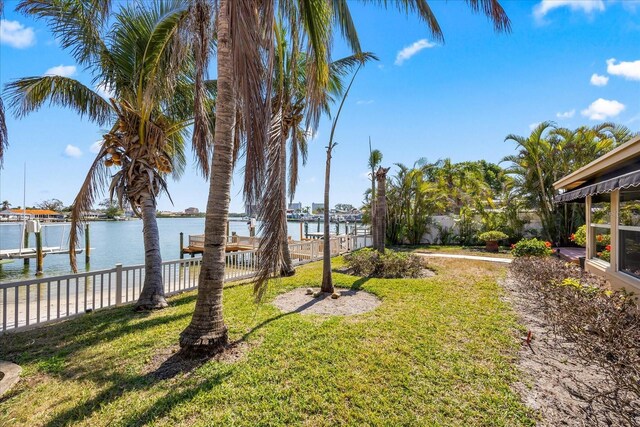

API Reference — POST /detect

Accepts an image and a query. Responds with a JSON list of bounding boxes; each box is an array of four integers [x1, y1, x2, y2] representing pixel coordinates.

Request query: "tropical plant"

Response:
[[511, 238, 552, 257], [1, 200, 11, 210], [8, 0, 213, 310], [504, 121, 638, 244], [182, 0, 511, 354], [478, 230, 508, 242]]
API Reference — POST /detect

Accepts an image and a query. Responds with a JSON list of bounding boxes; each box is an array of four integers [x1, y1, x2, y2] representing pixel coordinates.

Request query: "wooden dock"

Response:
[[0, 247, 84, 260]]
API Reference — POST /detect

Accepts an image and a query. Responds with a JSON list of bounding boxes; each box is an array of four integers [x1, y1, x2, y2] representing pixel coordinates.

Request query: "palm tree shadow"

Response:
[[349, 276, 370, 291]]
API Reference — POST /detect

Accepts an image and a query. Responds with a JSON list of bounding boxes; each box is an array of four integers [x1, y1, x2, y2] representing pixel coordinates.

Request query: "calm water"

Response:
[[0, 218, 356, 282]]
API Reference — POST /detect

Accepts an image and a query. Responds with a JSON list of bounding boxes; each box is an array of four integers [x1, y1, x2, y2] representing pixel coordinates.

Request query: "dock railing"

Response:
[[1, 234, 371, 333]]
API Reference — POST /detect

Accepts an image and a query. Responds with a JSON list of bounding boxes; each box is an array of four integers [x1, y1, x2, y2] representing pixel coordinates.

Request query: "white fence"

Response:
[[0, 234, 371, 333]]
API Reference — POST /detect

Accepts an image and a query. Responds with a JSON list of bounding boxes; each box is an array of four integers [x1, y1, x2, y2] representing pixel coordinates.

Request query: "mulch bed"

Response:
[[502, 275, 636, 426]]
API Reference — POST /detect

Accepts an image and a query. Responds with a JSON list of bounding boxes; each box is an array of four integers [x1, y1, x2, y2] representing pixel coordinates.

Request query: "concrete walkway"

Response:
[[416, 253, 513, 264]]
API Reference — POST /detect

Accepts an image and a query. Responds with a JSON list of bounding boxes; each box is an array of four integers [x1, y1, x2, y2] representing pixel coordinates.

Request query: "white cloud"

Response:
[[581, 98, 625, 120], [529, 122, 541, 131], [356, 100, 374, 105], [533, 0, 605, 22], [0, 19, 36, 48], [44, 65, 77, 77], [606, 58, 640, 81], [95, 81, 115, 99], [64, 145, 82, 158], [89, 140, 103, 154], [590, 73, 609, 86], [395, 39, 436, 66], [556, 109, 575, 119]]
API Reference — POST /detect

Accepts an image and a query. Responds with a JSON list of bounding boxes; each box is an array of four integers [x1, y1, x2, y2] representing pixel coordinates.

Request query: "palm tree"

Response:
[[503, 122, 637, 243], [368, 141, 383, 247], [181, 0, 511, 354], [0, 1, 8, 168], [255, 23, 376, 291], [8, 0, 213, 310]]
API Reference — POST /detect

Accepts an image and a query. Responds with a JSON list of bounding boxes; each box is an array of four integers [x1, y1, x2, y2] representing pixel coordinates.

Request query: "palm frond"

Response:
[[17, 0, 111, 68], [5, 75, 113, 125]]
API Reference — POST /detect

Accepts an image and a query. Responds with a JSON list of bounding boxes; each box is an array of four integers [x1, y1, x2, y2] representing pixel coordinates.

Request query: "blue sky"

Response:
[[0, 0, 639, 213]]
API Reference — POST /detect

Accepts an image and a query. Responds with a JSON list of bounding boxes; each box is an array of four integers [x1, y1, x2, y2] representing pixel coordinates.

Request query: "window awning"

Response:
[[555, 169, 640, 203]]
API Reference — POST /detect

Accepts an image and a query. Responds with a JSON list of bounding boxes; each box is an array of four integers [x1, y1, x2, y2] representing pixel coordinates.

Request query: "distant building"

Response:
[[288, 202, 302, 211], [311, 203, 324, 214], [185, 207, 199, 215], [7, 209, 63, 221]]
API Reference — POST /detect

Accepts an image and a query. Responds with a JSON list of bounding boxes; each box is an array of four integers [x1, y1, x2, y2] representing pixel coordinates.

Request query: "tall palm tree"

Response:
[[255, 23, 376, 291], [368, 141, 383, 247], [0, 0, 8, 167], [7, 0, 214, 310], [181, 0, 511, 354]]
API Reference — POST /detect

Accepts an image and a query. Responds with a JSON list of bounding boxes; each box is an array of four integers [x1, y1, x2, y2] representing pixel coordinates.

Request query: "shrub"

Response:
[[510, 257, 640, 421], [511, 238, 553, 257], [345, 248, 425, 278], [478, 230, 508, 242], [570, 224, 587, 247]]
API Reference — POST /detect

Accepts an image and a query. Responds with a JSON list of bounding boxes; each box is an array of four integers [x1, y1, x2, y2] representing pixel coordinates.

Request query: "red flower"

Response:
[[545, 241, 552, 248], [570, 233, 575, 241], [605, 245, 611, 251], [597, 252, 602, 257], [510, 243, 515, 249], [596, 234, 603, 242]]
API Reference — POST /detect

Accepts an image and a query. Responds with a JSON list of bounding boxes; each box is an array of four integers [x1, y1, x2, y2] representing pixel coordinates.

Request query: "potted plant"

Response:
[[478, 231, 509, 252]]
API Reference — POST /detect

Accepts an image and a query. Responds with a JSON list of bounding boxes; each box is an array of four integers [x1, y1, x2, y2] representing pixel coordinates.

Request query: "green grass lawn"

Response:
[[0, 257, 534, 426]]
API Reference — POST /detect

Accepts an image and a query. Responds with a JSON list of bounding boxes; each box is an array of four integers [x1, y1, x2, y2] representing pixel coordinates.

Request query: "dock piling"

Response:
[[84, 224, 90, 264], [23, 227, 29, 266], [179, 232, 184, 259], [35, 231, 43, 276]]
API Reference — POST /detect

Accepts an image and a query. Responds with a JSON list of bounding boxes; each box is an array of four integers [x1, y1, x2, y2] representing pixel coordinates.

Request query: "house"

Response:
[[185, 207, 199, 215], [311, 203, 324, 214], [554, 135, 640, 293], [8, 209, 63, 221]]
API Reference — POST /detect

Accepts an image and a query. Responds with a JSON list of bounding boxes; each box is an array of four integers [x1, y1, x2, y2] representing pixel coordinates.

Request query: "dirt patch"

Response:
[[145, 339, 254, 380], [502, 275, 634, 426], [272, 287, 381, 316]]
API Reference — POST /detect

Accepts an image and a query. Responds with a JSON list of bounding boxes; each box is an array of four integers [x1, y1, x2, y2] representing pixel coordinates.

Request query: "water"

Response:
[[0, 218, 358, 282]]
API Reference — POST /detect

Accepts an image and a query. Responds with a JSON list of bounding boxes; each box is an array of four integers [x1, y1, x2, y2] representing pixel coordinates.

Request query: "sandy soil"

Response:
[[502, 275, 638, 426], [272, 287, 381, 316]]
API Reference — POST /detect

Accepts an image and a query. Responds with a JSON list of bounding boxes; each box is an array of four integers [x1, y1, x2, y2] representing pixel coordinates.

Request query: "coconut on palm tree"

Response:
[[7, 0, 214, 310]]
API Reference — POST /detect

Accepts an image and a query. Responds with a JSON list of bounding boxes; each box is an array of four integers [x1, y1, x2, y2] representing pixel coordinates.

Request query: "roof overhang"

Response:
[[554, 136, 640, 191]]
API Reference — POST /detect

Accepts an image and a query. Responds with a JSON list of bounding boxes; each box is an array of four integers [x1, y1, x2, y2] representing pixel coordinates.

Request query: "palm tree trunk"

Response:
[[280, 131, 295, 276], [179, 0, 232, 354], [134, 194, 168, 310], [375, 168, 388, 253], [321, 144, 334, 293], [371, 173, 376, 249]]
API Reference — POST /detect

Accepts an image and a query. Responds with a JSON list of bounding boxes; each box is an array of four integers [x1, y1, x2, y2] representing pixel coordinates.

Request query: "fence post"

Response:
[[115, 263, 123, 306]]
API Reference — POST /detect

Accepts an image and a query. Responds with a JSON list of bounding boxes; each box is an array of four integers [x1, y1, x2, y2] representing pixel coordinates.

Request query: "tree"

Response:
[[99, 198, 123, 219], [0, 2, 7, 169], [36, 198, 65, 212], [368, 140, 383, 247], [181, 0, 511, 355], [9, 0, 213, 310], [503, 122, 638, 243], [374, 167, 390, 252], [256, 23, 376, 283], [1, 200, 11, 210]]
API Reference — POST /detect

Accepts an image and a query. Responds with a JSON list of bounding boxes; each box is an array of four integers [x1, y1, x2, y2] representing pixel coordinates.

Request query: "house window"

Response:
[[590, 194, 611, 263], [619, 189, 640, 278]]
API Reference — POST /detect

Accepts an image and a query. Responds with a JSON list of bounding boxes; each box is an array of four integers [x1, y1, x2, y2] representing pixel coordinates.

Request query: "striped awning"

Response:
[[555, 169, 640, 203]]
